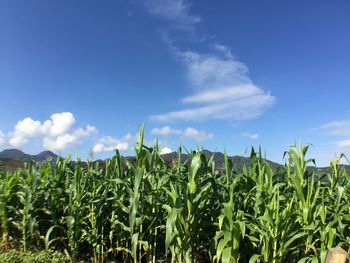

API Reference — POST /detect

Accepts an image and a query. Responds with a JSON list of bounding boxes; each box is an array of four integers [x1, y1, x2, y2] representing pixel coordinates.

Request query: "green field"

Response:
[[1, 129, 350, 263]]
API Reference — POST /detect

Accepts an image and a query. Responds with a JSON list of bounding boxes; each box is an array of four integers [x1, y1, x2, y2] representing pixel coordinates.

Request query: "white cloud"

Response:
[[151, 126, 212, 141], [144, 0, 200, 26], [92, 143, 104, 153], [42, 125, 97, 152], [318, 119, 350, 151], [13, 118, 43, 137], [152, 92, 274, 122], [9, 135, 28, 148], [44, 112, 76, 137], [74, 125, 97, 137], [43, 134, 77, 152], [213, 43, 233, 59], [9, 112, 76, 147], [242, 132, 260, 140], [250, 134, 260, 140], [319, 120, 350, 136], [92, 133, 136, 153], [180, 50, 250, 89], [181, 84, 261, 104], [7, 112, 96, 151], [0, 131, 6, 146], [11, 112, 75, 140], [334, 139, 350, 149], [144, 1, 275, 123], [151, 48, 275, 122], [93, 141, 129, 153], [160, 147, 172, 154], [183, 127, 212, 140], [151, 126, 178, 136]]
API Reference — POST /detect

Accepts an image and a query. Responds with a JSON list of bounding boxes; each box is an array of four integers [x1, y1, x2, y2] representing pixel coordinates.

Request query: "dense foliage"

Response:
[[0, 249, 69, 263], [1, 128, 350, 262]]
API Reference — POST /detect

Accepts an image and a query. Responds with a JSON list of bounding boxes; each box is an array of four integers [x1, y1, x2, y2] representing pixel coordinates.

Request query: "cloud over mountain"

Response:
[[4, 112, 97, 151]]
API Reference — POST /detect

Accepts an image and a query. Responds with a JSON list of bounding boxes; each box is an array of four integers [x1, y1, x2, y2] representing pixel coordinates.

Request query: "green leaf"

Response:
[[249, 254, 261, 263]]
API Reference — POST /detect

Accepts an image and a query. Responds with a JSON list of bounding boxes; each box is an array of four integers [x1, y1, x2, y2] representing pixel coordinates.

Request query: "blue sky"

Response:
[[1, 0, 350, 165]]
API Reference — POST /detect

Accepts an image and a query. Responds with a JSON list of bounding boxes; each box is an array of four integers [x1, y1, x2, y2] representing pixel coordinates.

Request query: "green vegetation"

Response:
[[0, 249, 69, 263], [1, 127, 350, 262]]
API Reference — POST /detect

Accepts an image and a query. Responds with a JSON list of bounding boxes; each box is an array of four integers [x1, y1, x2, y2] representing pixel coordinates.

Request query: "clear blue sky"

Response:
[[1, 0, 350, 165]]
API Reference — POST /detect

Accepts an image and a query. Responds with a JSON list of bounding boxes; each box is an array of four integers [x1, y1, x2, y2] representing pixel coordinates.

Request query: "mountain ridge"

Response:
[[0, 149, 59, 170], [0, 148, 349, 173], [0, 149, 58, 162]]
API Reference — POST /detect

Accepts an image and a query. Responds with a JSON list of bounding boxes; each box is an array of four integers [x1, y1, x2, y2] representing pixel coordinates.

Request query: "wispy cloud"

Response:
[[0, 131, 5, 146], [144, 0, 200, 26], [151, 126, 178, 136], [319, 120, 350, 136], [5, 112, 97, 151], [318, 119, 350, 150], [183, 127, 213, 140], [213, 43, 234, 59], [151, 48, 275, 121], [242, 132, 260, 140], [334, 139, 350, 149], [145, 0, 275, 122], [179, 50, 250, 89], [181, 84, 259, 104], [151, 126, 212, 141]]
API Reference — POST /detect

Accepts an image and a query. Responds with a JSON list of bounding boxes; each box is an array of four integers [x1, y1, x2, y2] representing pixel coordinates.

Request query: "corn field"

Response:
[[1, 128, 350, 262]]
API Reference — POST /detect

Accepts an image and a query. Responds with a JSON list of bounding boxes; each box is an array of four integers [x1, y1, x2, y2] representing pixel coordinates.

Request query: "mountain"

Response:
[[0, 148, 349, 174], [160, 149, 283, 171], [34, 150, 58, 162], [0, 149, 58, 162], [160, 150, 350, 174], [0, 149, 32, 162], [0, 149, 58, 170]]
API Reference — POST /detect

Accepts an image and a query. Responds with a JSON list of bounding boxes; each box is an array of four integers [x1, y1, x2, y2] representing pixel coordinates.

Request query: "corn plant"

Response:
[[1, 128, 350, 263], [11, 163, 44, 253], [163, 152, 217, 262], [64, 159, 88, 261], [212, 185, 245, 263], [0, 171, 19, 250]]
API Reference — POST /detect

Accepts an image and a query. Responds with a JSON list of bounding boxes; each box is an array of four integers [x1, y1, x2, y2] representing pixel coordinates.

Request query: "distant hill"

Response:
[[160, 149, 283, 171], [0, 149, 32, 162], [0, 149, 58, 171], [0, 148, 349, 174]]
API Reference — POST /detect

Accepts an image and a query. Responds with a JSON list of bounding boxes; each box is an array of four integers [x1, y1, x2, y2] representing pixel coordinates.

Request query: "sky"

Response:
[[1, 0, 350, 166]]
